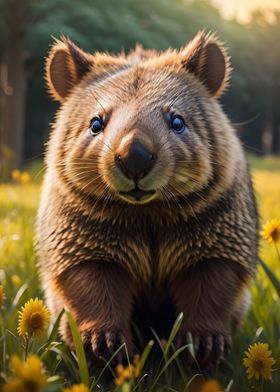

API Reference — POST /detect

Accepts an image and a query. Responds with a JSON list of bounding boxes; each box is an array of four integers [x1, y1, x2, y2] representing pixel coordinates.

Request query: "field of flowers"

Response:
[[0, 156, 280, 392]]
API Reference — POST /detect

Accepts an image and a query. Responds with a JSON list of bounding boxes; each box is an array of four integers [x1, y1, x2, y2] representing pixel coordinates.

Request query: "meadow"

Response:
[[0, 155, 280, 392]]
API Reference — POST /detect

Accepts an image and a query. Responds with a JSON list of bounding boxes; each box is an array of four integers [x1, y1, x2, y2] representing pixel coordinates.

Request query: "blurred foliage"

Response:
[[0, 0, 280, 162]]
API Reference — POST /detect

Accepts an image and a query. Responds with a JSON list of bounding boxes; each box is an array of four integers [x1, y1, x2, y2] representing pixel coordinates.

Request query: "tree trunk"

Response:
[[272, 93, 280, 155], [262, 113, 273, 155], [0, 0, 28, 174], [272, 122, 280, 155]]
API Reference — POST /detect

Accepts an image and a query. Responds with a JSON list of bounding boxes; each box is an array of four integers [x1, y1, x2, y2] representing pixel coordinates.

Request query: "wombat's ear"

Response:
[[45, 37, 93, 102], [181, 31, 231, 98]]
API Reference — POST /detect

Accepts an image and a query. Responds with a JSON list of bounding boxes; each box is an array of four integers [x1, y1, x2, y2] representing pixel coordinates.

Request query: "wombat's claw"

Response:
[[81, 327, 129, 368], [91, 329, 125, 358], [199, 334, 213, 365], [192, 332, 232, 368]]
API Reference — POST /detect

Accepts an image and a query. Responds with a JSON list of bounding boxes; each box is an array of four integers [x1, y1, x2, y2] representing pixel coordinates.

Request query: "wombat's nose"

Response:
[[116, 141, 156, 180]]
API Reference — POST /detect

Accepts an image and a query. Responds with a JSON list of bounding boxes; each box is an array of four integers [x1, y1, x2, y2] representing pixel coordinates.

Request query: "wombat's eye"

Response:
[[170, 114, 186, 134], [90, 116, 104, 136]]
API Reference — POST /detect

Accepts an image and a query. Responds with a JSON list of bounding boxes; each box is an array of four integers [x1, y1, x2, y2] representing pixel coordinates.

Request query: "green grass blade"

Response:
[[151, 344, 189, 389], [66, 310, 89, 386], [49, 343, 80, 381], [259, 257, 280, 296], [8, 284, 29, 326], [140, 339, 154, 369], [47, 308, 65, 345], [183, 373, 203, 392], [164, 312, 183, 358], [36, 309, 65, 359], [225, 379, 234, 392], [93, 342, 126, 387], [10, 284, 29, 310], [132, 373, 148, 391], [186, 332, 195, 360]]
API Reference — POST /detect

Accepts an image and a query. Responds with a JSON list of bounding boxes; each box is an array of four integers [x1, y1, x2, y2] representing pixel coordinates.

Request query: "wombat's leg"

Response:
[[170, 259, 250, 367], [231, 287, 251, 330], [55, 261, 136, 365]]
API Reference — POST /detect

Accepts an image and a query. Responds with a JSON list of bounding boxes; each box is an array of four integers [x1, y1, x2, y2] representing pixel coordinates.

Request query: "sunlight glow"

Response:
[[212, 0, 280, 23]]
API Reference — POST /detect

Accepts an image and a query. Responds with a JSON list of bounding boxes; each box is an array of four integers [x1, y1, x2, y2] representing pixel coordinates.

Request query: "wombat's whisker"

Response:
[[102, 141, 114, 154], [168, 183, 198, 219], [158, 188, 171, 210], [79, 175, 104, 193]]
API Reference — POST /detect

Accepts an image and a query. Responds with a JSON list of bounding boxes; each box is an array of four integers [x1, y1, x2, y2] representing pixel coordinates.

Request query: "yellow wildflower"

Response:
[[11, 275, 22, 288], [20, 172, 30, 184], [18, 298, 50, 338], [243, 342, 276, 380], [11, 169, 21, 181], [115, 364, 132, 386], [0, 284, 4, 306], [3, 355, 47, 392], [115, 355, 142, 386], [132, 354, 141, 378], [200, 379, 223, 392], [261, 219, 280, 244], [62, 384, 89, 392], [3, 378, 25, 392]]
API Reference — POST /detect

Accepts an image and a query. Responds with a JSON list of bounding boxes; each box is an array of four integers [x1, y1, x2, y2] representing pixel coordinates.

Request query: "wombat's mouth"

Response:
[[119, 187, 156, 203]]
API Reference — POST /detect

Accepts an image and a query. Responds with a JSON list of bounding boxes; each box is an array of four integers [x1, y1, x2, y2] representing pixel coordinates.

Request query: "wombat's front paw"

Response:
[[82, 326, 133, 368], [192, 331, 232, 367], [175, 330, 232, 368]]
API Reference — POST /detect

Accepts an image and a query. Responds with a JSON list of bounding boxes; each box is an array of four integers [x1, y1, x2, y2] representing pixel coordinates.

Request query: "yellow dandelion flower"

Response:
[[20, 172, 30, 184], [0, 284, 4, 306], [114, 355, 142, 386], [11, 169, 21, 181], [243, 342, 276, 380], [200, 379, 222, 392], [115, 364, 132, 386], [18, 298, 50, 338], [62, 384, 89, 392], [132, 354, 141, 378], [261, 219, 280, 244], [4, 355, 47, 392], [3, 378, 25, 392]]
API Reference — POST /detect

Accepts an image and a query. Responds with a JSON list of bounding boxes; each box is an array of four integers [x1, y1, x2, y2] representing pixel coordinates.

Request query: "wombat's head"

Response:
[[45, 32, 236, 208]]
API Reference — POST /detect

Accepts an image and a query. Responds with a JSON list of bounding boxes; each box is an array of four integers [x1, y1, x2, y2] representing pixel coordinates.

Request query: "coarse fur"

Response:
[[37, 31, 258, 367]]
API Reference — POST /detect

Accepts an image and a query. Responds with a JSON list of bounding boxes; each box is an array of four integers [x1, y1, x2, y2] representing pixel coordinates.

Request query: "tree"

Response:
[[0, 0, 29, 171], [0, 0, 84, 172]]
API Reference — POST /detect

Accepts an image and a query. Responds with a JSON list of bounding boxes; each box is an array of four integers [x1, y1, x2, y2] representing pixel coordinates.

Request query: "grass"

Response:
[[0, 155, 280, 391]]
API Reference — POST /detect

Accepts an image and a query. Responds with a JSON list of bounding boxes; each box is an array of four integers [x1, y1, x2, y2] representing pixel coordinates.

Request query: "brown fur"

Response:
[[37, 32, 258, 367]]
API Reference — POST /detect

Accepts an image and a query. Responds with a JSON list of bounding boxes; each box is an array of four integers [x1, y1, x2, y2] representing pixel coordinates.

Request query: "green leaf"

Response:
[[8, 284, 29, 330], [186, 332, 195, 360], [93, 342, 126, 387], [140, 340, 154, 369], [183, 373, 203, 392], [163, 312, 183, 359], [151, 344, 190, 389], [47, 308, 65, 345], [48, 343, 79, 381], [259, 257, 280, 296], [66, 311, 89, 386], [225, 379, 234, 392], [39, 309, 65, 359]]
